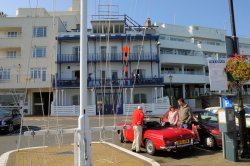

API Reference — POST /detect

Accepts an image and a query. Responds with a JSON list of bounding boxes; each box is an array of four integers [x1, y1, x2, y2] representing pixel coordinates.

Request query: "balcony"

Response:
[[55, 77, 164, 88], [162, 73, 209, 84], [56, 52, 159, 63]]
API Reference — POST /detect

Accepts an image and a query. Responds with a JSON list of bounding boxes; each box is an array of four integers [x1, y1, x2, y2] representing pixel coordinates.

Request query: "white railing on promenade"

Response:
[[123, 102, 169, 116], [51, 97, 169, 116], [51, 105, 96, 116]]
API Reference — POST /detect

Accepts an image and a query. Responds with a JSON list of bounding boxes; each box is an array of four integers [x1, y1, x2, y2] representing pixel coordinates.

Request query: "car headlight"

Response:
[[2, 121, 6, 125]]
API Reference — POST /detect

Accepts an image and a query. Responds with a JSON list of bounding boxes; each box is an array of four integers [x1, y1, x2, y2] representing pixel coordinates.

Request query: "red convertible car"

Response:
[[117, 117, 199, 155]]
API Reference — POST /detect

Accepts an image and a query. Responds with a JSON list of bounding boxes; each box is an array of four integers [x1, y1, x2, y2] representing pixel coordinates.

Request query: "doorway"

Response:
[[33, 92, 53, 115]]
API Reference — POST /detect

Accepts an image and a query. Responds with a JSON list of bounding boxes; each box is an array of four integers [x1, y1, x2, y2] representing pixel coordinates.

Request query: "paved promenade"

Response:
[[4, 143, 151, 166]]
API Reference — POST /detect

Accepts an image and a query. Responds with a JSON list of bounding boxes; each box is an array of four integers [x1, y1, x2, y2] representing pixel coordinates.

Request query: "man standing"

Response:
[[131, 106, 144, 153], [178, 98, 192, 130]]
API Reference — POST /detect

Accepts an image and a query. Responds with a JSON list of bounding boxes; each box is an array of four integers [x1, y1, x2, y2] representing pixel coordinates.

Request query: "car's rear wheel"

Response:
[[8, 123, 14, 133], [145, 139, 156, 155], [204, 136, 216, 149]]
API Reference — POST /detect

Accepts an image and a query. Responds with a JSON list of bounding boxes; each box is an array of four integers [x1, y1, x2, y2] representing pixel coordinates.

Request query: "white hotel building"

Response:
[[0, 0, 249, 116]]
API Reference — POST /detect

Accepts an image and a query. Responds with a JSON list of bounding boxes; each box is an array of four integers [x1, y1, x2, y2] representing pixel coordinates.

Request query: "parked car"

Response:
[[192, 109, 222, 149], [0, 108, 22, 133], [117, 117, 199, 155], [205, 106, 250, 127]]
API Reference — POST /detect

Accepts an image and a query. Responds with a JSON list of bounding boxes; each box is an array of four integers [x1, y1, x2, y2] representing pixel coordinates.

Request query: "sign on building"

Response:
[[208, 60, 228, 91]]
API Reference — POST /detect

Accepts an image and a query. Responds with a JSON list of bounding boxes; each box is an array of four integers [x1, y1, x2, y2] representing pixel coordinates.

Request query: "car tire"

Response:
[[204, 136, 216, 149], [119, 130, 126, 143], [145, 139, 156, 155], [8, 123, 14, 133]]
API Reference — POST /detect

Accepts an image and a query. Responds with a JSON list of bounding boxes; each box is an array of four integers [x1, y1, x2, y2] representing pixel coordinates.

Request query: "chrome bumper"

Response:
[[160, 139, 199, 150]]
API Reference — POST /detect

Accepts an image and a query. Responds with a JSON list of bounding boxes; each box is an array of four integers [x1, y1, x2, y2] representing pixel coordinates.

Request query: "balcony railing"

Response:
[[55, 77, 164, 88], [56, 52, 159, 63]]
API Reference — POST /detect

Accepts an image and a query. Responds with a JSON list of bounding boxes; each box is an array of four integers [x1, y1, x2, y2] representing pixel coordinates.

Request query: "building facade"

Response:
[[52, 15, 166, 116], [0, 1, 80, 115], [154, 23, 250, 106], [0, 0, 250, 115]]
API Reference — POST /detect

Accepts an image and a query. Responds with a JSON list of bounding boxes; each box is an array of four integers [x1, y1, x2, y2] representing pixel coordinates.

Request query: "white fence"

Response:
[[50, 97, 170, 116], [51, 105, 96, 116], [123, 103, 169, 116]]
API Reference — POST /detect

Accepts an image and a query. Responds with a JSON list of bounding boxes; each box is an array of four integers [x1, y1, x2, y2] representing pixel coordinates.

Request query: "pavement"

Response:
[[1, 116, 250, 166], [2, 143, 153, 166]]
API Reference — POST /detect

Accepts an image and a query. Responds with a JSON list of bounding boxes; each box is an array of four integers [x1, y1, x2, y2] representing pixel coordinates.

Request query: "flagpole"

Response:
[[78, 0, 92, 166]]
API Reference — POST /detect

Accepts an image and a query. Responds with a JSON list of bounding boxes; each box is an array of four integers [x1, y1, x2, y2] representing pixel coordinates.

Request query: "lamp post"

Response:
[[169, 74, 173, 105], [228, 0, 250, 158]]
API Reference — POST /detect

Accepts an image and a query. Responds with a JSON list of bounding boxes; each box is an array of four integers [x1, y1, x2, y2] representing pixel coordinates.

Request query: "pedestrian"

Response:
[[131, 105, 144, 153], [177, 98, 192, 130]]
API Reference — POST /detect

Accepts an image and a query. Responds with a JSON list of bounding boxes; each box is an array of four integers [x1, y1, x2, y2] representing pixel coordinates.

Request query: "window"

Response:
[[111, 46, 117, 59], [0, 68, 10, 80], [8, 32, 18, 38], [33, 26, 47, 37], [133, 45, 144, 55], [100, 46, 106, 60], [30, 67, 47, 81], [72, 95, 80, 105], [7, 51, 16, 58], [134, 94, 147, 104], [33, 47, 46, 58], [73, 46, 80, 61]]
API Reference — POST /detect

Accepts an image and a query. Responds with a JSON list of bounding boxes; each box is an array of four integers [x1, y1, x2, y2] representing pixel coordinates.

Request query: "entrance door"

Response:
[[96, 91, 123, 115], [33, 92, 53, 115]]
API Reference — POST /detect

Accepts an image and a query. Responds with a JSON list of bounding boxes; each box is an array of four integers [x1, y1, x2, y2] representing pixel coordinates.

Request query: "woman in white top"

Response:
[[168, 105, 179, 126]]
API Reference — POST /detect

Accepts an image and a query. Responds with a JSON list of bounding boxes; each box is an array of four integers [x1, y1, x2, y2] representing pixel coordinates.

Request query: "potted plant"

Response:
[[225, 53, 250, 86]]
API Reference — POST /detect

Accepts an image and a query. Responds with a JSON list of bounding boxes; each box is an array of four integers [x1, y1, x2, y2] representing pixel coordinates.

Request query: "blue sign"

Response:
[[222, 96, 233, 108]]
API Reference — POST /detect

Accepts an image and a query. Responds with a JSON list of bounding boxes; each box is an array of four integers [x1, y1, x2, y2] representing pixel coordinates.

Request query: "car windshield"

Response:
[[0, 109, 12, 118], [194, 111, 218, 124]]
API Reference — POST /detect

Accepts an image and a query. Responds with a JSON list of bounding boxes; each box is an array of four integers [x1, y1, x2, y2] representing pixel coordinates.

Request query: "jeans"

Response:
[[181, 123, 191, 130]]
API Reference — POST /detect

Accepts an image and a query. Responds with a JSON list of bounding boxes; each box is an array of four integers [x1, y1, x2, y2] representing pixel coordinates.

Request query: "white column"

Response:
[[181, 65, 184, 74], [155, 87, 157, 103], [55, 90, 58, 106], [204, 84, 207, 95], [58, 90, 61, 106], [124, 88, 127, 104], [182, 84, 186, 99], [61, 90, 64, 106], [130, 88, 133, 103], [161, 87, 164, 99], [91, 89, 95, 105]]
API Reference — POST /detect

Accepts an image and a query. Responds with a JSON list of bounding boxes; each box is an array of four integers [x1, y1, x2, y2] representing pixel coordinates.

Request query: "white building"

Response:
[[154, 23, 250, 107], [51, 15, 167, 116], [0, 0, 250, 115], [0, 1, 80, 115]]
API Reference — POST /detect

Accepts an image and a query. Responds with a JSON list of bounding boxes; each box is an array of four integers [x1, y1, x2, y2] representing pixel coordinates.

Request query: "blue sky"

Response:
[[1, 0, 250, 37]]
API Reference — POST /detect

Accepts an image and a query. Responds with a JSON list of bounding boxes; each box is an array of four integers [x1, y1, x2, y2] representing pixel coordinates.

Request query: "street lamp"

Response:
[[228, 0, 250, 159], [169, 74, 173, 105]]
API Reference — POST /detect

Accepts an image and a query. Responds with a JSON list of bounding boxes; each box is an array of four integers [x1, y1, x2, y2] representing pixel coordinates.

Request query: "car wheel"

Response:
[[119, 130, 126, 143], [145, 139, 156, 155], [204, 136, 216, 149], [8, 123, 14, 133]]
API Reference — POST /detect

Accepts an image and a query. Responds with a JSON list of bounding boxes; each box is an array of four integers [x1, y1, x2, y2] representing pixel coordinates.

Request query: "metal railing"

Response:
[[56, 52, 159, 63], [55, 77, 164, 88]]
